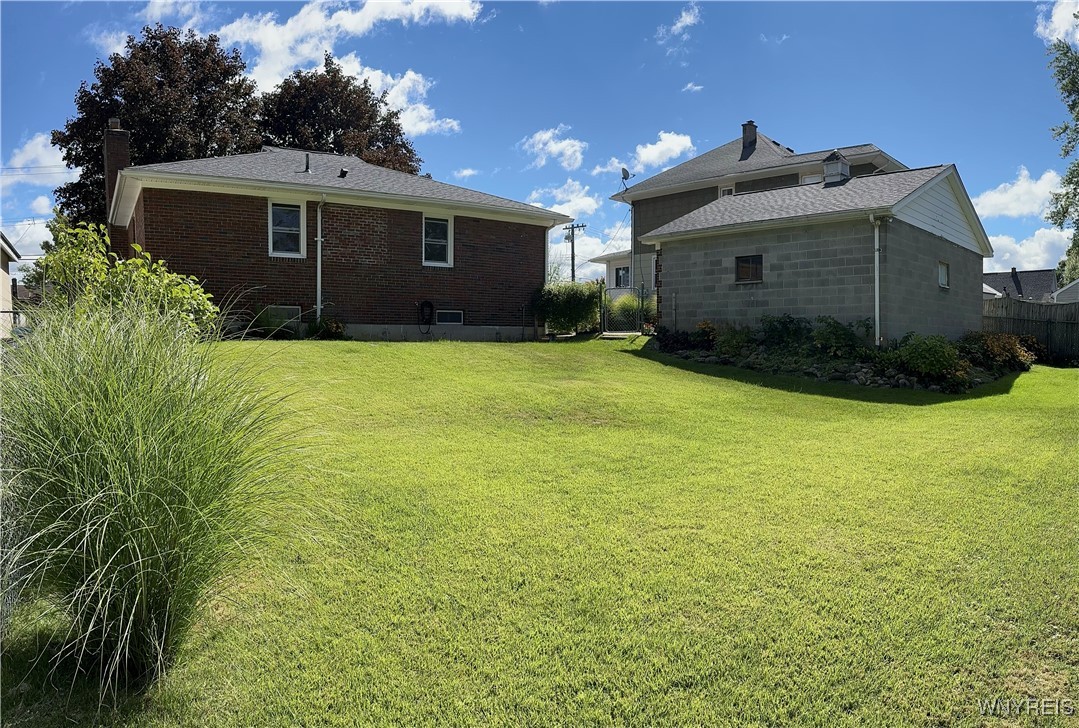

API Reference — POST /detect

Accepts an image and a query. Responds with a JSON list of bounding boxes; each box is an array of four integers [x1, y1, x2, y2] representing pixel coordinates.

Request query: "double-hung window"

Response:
[[735, 254, 763, 283], [423, 216, 452, 266], [615, 265, 630, 288], [938, 261, 950, 289], [268, 201, 305, 258]]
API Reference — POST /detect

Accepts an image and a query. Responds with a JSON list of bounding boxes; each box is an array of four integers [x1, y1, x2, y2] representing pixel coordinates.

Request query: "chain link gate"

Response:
[[602, 286, 643, 334]]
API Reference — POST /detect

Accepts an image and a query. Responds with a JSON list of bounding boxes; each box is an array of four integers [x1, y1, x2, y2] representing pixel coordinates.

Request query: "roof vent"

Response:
[[338, 168, 349, 178], [823, 149, 850, 184], [304, 153, 311, 173]]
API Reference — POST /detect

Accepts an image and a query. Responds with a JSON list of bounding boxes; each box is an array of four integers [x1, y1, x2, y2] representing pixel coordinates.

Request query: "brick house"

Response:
[[104, 120, 572, 340], [612, 121, 994, 343]]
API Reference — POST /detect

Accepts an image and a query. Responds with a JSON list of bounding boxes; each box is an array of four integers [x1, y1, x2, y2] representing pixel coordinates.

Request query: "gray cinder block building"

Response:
[[612, 121, 994, 343]]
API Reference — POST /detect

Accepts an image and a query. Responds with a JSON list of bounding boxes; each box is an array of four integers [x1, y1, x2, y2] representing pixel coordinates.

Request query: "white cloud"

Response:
[[0, 218, 54, 263], [337, 53, 459, 135], [591, 157, 627, 176], [29, 196, 52, 216], [453, 168, 479, 179], [1, 133, 78, 198], [681, 82, 703, 93], [986, 227, 1071, 271], [88, 27, 129, 57], [528, 178, 601, 219], [656, 2, 701, 45], [972, 167, 1061, 219], [759, 33, 791, 44], [217, 0, 481, 90], [632, 131, 695, 170], [520, 125, 588, 171], [139, 0, 208, 28], [1035, 0, 1079, 43]]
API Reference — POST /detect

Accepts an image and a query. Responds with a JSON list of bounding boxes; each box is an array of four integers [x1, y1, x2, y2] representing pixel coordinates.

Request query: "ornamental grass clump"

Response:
[[1, 297, 286, 693]]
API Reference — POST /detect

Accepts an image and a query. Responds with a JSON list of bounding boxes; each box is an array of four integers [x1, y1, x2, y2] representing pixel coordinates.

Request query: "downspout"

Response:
[[870, 213, 881, 347], [316, 195, 325, 320]]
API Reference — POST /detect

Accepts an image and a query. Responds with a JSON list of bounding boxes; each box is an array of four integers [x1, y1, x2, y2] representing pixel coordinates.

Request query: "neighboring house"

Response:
[[1, 232, 19, 338], [1053, 277, 1079, 303], [612, 120, 993, 342], [103, 119, 572, 340], [982, 268, 1058, 302], [588, 249, 632, 288], [983, 283, 1003, 299]]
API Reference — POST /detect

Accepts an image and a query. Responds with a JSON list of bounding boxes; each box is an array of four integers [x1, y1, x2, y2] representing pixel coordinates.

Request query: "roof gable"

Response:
[[891, 168, 993, 256]]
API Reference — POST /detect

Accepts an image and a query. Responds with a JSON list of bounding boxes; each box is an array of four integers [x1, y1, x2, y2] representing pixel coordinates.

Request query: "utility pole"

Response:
[[563, 223, 587, 282]]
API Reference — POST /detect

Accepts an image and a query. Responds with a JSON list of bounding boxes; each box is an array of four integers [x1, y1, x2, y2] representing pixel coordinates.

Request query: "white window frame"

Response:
[[435, 309, 464, 325], [720, 187, 734, 197], [938, 261, 950, 289], [422, 214, 454, 267], [801, 173, 823, 185], [268, 200, 307, 259], [614, 265, 630, 288]]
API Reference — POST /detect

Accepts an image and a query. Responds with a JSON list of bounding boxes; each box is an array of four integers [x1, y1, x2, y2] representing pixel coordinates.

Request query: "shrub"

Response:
[[306, 316, 346, 340], [759, 314, 813, 350], [812, 316, 871, 359], [537, 282, 601, 333], [689, 320, 717, 350], [715, 324, 755, 356], [609, 292, 658, 327], [653, 326, 692, 352], [957, 331, 1036, 372], [897, 334, 961, 379], [1, 296, 286, 691]]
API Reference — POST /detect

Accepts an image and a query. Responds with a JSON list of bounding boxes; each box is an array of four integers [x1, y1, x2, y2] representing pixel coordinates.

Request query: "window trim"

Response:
[[267, 200, 307, 259], [422, 214, 454, 267], [735, 254, 764, 284], [720, 187, 734, 197], [938, 261, 950, 289], [435, 309, 464, 325]]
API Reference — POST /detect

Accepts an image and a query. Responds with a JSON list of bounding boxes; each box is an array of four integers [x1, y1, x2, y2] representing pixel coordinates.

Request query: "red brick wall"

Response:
[[133, 188, 547, 327]]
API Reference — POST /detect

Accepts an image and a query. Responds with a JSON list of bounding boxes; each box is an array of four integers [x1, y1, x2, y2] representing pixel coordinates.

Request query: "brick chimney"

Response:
[[103, 118, 131, 255], [741, 120, 757, 152]]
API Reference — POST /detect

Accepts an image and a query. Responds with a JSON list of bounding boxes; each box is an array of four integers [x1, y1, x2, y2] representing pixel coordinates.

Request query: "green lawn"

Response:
[[3, 338, 1077, 726]]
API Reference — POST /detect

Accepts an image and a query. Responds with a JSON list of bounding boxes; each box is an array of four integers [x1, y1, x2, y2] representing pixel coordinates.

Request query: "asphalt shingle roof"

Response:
[[982, 269, 1059, 302], [642, 166, 947, 240], [128, 147, 568, 221], [619, 131, 886, 198]]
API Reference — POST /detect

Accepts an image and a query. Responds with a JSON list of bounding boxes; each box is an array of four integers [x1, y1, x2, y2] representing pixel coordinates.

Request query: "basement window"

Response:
[[435, 310, 463, 325], [268, 201, 306, 258], [735, 254, 763, 283], [938, 261, 950, 289], [423, 216, 453, 266]]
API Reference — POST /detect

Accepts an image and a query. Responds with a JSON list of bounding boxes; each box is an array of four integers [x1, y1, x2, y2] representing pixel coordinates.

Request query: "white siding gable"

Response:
[[894, 174, 984, 255]]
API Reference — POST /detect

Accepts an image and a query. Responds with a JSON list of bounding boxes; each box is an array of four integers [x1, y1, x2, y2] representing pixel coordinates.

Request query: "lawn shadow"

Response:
[[624, 347, 1021, 406], [1, 617, 151, 728]]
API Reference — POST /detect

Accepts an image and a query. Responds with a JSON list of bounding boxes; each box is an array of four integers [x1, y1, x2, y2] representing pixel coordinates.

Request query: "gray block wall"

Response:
[[631, 187, 718, 288], [658, 217, 984, 340], [658, 220, 877, 331], [880, 219, 983, 340]]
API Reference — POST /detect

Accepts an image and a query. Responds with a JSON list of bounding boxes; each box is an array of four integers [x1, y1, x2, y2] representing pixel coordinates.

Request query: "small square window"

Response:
[[423, 216, 452, 266], [721, 187, 734, 197], [735, 254, 763, 283], [938, 261, 950, 289], [614, 265, 630, 288], [269, 202, 305, 257]]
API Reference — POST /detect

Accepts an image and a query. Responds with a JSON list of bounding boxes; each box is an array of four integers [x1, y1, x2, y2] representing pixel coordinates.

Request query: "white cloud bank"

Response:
[[520, 125, 588, 171], [987, 227, 1071, 271], [337, 53, 459, 135], [1035, 0, 1079, 43], [528, 178, 601, 220], [1, 133, 78, 199], [973, 167, 1061, 219], [591, 131, 696, 177]]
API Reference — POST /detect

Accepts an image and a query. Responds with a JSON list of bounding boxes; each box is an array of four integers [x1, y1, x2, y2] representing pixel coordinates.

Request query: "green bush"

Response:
[[759, 314, 813, 350], [812, 316, 871, 359], [897, 334, 961, 379], [538, 282, 601, 333], [957, 332, 1036, 372], [1, 296, 286, 690], [715, 324, 755, 356], [305, 316, 347, 340], [690, 320, 718, 350], [609, 292, 657, 326]]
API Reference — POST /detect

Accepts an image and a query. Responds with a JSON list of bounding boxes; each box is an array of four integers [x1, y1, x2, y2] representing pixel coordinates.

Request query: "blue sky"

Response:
[[2, 0, 1077, 280]]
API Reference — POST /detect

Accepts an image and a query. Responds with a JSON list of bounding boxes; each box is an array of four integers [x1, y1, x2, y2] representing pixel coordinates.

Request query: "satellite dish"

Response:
[[621, 167, 631, 181]]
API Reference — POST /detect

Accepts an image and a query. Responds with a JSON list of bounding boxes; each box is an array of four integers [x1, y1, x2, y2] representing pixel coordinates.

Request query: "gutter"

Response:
[[869, 213, 887, 347], [316, 194, 325, 320]]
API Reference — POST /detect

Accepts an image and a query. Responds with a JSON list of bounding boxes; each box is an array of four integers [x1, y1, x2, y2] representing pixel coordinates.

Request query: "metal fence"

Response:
[[983, 297, 1079, 361], [602, 287, 655, 334]]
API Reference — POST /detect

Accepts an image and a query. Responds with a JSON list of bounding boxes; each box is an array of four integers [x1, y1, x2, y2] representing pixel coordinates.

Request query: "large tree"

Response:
[[1048, 35, 1079, 286], [260, 54, 422, 174], [52, 25, 263, 225]]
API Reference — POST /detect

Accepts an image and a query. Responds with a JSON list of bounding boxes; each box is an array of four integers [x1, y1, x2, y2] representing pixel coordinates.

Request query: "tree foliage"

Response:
[[51, 25, 263, 225], [259, 53, 422, 174], [1047, 36, 1079, 285]]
